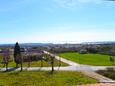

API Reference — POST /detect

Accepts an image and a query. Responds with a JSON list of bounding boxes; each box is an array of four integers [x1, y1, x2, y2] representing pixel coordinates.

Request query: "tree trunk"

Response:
[[41, 59, 43, 67], [20, 63, 23, 71], [16, 63, 18, 68], [28, 62, 31, 67], [52, 62, 54, 72], [6, 63, 8, 71], [51, 57, 54, 73]]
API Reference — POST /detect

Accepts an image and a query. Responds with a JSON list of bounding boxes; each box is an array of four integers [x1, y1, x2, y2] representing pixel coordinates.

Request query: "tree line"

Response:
[[1, 42, 55, 73]]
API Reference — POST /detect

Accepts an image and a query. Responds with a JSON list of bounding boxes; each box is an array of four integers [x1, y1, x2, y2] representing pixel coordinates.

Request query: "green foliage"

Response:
[[86, 47, 98, 53], [0, 71, 97, 86], [109, 56, 115, 65], [49, 47, 76, 54], [14, 42, 21, 64], [14, 42, 21, 58], [58, 52, 115, 66]]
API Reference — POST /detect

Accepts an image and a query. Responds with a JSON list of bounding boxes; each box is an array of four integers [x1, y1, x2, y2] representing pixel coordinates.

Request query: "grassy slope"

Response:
[[0, 71, 97, 86], [0, 54, 68, 67], [58, 52, 114, 66]]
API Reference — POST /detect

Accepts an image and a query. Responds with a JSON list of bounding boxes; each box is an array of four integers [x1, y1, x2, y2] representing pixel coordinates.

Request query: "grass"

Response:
[[0, 54, 68, 67], [58, 52, 115, 66], [0, 71, 97, 86]]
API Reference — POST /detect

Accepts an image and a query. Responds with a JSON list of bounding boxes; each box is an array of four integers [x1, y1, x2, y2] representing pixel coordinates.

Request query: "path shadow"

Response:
[[0, 67, 19, 73], [8, 67, 19, 71]]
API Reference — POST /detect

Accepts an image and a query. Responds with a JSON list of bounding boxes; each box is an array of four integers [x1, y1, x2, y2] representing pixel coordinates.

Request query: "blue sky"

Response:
[[0, 0, 115, 44]]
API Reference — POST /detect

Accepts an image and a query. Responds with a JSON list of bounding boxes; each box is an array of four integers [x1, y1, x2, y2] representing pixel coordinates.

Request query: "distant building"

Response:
[[0, 49, 2, 53], [9, 49, 14, 54], [20, 48, 27, 52], [79, 49, 87, 54]]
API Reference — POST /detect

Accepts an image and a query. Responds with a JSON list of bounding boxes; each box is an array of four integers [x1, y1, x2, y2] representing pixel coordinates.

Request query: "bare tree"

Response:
[[50, 55, 55, 73], [40, 52, 44, 67], [44, 53, 55, 73], [16, 54, 23, 71], [28, 55, 31, 67], [2, 51, 10, 71], [58, 57, 61, 70]]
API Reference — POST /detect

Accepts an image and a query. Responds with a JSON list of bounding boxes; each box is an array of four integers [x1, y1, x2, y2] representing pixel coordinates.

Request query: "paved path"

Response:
[[44, 51, 115, 71], [0, 51, 115, 83], [80, 83, 115, 86], [44, 51, 115, 83]]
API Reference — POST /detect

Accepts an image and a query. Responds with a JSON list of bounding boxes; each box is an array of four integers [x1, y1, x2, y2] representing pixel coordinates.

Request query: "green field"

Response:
[[58, 52, 114, 66], [0, 71, 97, 86], [0, 59, 68, 67], [0, 54, 68, 67]]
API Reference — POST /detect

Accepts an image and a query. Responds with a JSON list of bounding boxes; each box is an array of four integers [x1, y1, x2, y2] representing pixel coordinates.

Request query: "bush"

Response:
[[23, 54, 43, 62], [79, 49, 88, 54]]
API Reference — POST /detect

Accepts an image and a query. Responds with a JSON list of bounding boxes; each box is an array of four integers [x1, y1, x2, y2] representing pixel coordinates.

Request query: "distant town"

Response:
[[1, 41, 115, 56]]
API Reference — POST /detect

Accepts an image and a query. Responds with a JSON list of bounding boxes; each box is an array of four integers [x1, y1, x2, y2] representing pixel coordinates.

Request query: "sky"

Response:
[[0, 0, 115, 44]]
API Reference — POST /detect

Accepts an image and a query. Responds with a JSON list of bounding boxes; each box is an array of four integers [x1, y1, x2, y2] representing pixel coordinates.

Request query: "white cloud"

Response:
[[77, 0, 102, 3], [7, 26, 115, 43], [0, 0, 36, 12], [1, 24, 115, 44], [54, 0, 103, 4], [54, 0, 79, 8], [53, 0, 114, 9]]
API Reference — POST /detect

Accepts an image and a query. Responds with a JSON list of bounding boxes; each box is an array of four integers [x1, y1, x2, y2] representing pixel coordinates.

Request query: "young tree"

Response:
[[41, 55, 43, 67], [27, 53, 32, 67], [43, 52, 55, 73], [40, 52, 44, 67], [110, 56, 114, 65], [16, 54, 23, 71], [28, 55, 31, 67], [51, 55, 55, 73], [14, 42, 23, 71], [2, 50, 10, 71], [58, 57, 61, 70]]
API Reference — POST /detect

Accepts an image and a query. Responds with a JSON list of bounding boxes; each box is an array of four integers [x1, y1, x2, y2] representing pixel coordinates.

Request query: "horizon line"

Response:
[[0, 41, 115, 45]]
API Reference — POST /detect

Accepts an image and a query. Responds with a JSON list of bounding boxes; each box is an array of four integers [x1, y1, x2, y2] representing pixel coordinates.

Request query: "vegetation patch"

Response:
[[0, 71, 97, 86], [0, 57, 68, 67], [97, 68, 115, 80], [0, 53, 68, 68]]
